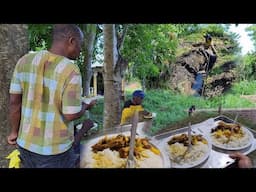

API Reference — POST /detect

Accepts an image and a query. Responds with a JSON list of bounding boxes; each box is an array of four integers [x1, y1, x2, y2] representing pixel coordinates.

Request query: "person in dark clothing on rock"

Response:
[[191, 34, 218, 96], [200, 33, 218, 73]]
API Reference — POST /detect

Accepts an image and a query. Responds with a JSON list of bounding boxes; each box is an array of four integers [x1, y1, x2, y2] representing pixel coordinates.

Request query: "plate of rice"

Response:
[[166, 133, 211, 168], [210, 121, 254, 150], [80, 132, 169, 168]]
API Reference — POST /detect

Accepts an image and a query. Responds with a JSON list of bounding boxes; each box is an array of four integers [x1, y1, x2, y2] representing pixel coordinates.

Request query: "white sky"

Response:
[[229, 24, 254, 55]]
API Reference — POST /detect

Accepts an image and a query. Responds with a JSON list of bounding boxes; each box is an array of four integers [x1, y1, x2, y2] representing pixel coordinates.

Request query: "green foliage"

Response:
[[129, 90, 206, 133], [219, 54, 237, 63], [122, 24, 179, 88], [231, 80, 256, 95], [74, 53, 85, 76], [79, 24, 102, 67], [223, 33, 241, 55], [176, 24, 241, 67], [238, 53, 256, 80], [200, 24, 226, 37], [175, 24, 202, 37], [207, 94, 253, 108], [222, 94, 254, 107], [181, 33, 203, 43], [145, 89, 254, 133], [246, 25, 256, 50], [28, 24, 53, 51], [178, 24, 231, 38], [178, 24, 229, 40], [89, 99, 104, 129]]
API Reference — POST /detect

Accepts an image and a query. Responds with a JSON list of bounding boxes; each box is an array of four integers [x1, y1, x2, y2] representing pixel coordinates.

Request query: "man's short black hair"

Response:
[[52, 24, 82, 42]]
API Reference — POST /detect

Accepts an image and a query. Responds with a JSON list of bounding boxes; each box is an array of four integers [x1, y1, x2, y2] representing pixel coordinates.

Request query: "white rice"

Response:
[[168, 142, 209, 167], [136, 150, 163, 168], [211, 128, 251, 149], [90, 148, 127, 168], [81, 148, 163, 168]]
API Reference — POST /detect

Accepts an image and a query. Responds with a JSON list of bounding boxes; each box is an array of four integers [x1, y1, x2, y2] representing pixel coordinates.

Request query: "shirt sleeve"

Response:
[[62, 69, 82, 115]]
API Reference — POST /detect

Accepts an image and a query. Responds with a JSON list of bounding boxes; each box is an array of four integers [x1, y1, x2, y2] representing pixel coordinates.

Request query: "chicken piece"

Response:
[[140, 138, 152, 149], [119, 147, 129, 158]]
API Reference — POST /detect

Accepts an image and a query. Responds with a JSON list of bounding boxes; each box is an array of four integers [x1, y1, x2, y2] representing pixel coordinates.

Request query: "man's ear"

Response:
[[68, 37, 76, 45]]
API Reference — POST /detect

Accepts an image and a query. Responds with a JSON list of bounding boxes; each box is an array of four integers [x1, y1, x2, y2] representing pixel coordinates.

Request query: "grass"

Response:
[[231, 80, 256, 95], [78, 87, 255, 136]]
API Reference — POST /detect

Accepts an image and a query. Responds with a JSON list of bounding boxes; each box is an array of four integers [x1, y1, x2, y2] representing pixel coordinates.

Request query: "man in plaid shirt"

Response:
[[7, 24, 94, 168]]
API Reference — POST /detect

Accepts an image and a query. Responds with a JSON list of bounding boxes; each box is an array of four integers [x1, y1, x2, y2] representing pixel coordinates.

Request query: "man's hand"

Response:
[[7, 131, 18, 145], [83, 100, 97, 110], [229, 152, 253, 168], [82, 119, 94, 130], [88, 99, 97, 109], [74, 119, 94, 146]]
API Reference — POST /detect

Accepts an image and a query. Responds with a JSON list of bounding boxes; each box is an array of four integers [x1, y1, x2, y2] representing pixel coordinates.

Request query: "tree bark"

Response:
[[81, 24, 97, 97], [0, 24, 28, 165], [103, 24, 122, 129]]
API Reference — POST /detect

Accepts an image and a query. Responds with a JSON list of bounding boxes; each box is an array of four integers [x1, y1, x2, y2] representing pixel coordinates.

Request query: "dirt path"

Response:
[[124, 82, 141, 91], [0, 135, 16, 168], [240, 95, 256, 103]]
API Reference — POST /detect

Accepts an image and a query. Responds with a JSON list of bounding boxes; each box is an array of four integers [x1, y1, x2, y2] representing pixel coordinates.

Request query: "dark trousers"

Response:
[[192, 73, 203, 96], [18, 145, 79, 168], [205, 53, 217, 71]]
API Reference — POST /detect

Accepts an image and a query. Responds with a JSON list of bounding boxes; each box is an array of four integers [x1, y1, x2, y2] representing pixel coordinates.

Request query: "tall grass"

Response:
[[231, 80, 256, 95]]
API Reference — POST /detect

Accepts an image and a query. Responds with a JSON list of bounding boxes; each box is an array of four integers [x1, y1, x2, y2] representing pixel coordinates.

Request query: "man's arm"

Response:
[[7, 94, 22, 145], [63, 102, 87, 121], [86, 99, 97, 110], [63, 100, 97, 121]]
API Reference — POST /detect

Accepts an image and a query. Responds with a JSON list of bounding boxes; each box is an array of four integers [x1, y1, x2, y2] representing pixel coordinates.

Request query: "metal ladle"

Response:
[[188, 105, 195, 150], [126, 110, 139, 168]]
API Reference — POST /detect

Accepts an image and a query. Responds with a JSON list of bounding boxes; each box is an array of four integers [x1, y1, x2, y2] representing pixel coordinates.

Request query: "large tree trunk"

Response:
[[81, 24, 97, 97], [0, 24, 28, 167], [103, 24, 122, 129]]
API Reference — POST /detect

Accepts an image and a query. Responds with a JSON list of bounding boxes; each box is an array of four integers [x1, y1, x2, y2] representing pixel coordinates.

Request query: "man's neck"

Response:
[[49, 43, 67, 58]]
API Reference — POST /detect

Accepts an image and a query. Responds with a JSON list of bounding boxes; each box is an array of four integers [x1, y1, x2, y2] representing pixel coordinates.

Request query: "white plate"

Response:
[[80, 132, 170, 168], [143, 112, 156, 119], [165, 133, 211, 168], [76, 123, 98, 131], [76, 122, 98, 130], [210, 121, 254, 150]]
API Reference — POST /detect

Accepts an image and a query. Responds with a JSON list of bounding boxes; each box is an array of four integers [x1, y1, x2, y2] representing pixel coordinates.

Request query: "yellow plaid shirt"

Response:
[[10, 50, 82, 155]]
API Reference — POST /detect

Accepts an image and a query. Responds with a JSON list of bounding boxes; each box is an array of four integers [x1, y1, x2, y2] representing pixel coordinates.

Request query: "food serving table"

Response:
[[80, 115, 256, 168], [151, 115, 256, 168]]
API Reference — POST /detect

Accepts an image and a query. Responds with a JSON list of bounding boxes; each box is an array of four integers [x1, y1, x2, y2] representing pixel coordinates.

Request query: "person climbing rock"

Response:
[[179, 34, 218, 97], [191, 34, 218, 96], [199, 33, 218, 73]]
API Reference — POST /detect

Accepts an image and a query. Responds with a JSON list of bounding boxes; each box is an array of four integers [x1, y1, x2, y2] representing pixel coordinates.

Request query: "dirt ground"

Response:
[[240, 95, 256, 103], [0, 119, 16, 168]]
